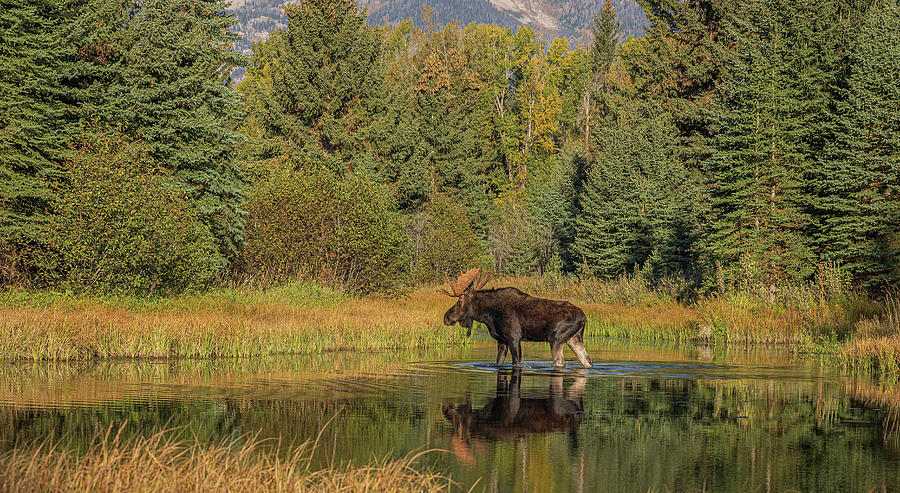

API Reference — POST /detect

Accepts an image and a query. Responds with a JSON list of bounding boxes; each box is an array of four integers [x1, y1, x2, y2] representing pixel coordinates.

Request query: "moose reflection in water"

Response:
[[443, 369, 585, 464]]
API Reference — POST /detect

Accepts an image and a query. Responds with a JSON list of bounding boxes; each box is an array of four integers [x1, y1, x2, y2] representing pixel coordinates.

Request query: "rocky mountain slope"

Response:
[[228, 0, 646, 60]]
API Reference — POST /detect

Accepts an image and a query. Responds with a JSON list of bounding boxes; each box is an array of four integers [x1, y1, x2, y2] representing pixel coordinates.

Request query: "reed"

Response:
[[0, 426, 455, 493]]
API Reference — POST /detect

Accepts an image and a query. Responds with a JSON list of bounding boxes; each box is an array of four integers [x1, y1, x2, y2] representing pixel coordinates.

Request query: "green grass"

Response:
[[0, 279, 349, 312]]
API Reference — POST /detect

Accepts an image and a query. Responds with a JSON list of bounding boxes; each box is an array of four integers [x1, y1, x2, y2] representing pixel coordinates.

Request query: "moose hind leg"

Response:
[[509, 340, 522, 366], [496, 343, 508, 366], [567, 334, 593, 368], [550, 341, 566, 368]]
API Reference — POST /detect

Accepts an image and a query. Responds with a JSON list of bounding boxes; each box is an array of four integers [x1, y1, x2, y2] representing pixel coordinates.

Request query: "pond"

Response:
[[2, 339, 899, 492]]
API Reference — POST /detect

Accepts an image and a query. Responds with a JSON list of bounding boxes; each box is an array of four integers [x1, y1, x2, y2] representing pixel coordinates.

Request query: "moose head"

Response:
[[440, 268, 491, 337]]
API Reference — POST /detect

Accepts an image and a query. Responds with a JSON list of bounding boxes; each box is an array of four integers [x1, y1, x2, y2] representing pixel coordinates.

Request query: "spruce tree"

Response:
[[627, 0, 731, 172], [0, 0, 66, 251], [591, 0, 621, 92], [74, 0, 247, 264], [708, 0, 868, 287], [817, 3, 900, 287], [242, 0, 383, 174], [576, 102, 702, 280]]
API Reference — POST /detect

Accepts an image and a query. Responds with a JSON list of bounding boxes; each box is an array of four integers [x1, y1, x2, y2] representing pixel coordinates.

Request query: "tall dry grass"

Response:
[[838, 294, 900, 378], [0, 277, 893, 372], [0, 284, 465, 360], [0, 425, 456, 493]]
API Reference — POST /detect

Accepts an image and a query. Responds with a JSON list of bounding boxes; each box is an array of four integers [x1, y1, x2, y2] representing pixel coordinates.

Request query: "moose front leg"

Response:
[[496, 343, 508, 366]]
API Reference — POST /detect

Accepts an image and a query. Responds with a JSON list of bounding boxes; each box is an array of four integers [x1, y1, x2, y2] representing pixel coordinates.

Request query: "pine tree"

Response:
[[816, 2, 900, 287], [74, 0, 247, 264], [0, 0, 66, 251], [242, 0, 383, 174]]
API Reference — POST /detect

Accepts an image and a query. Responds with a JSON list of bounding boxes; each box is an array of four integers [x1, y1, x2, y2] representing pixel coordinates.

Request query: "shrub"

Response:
[[48, 133, 219, 295], [336, 174, 409, 293], [411, 194, 486, 283], [240, 163, 408, 293], [241, 164, 341, 283]]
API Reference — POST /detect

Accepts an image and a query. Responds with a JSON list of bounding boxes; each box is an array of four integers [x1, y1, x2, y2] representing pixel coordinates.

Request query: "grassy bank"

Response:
[[0, 282, 464, 360], [1, 278, 898, 377], [0, 426, 453, 493]]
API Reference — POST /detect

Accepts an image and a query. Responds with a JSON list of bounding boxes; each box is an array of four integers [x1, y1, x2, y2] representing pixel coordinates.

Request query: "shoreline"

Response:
[[1, 279, 897, 380]]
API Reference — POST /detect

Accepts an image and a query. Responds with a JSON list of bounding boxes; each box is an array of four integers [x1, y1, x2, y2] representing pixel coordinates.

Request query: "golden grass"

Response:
[[0, 425, 455, 493], [837, 294, 900, 378], [0, 277, 893, 375], [0, 287, 465, 360]]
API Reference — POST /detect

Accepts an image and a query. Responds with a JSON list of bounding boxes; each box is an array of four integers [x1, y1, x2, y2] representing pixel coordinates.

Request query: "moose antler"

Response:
[[475, 271, 491, 290], [438, 268, 491, 297]]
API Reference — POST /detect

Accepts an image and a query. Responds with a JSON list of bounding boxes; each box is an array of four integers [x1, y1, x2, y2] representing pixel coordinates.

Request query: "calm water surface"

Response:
[[2, 339, 899, 492]]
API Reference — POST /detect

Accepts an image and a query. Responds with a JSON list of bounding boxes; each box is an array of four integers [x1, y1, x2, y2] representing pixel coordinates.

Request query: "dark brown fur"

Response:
[[444, 287, 593, 367]]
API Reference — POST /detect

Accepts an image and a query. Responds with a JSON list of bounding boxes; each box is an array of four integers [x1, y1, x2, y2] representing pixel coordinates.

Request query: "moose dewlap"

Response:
[[440, 269, 593, 368]]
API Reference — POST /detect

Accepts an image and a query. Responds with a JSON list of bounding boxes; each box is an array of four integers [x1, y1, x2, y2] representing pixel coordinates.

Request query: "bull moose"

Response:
[[440, 268, 593, 368]]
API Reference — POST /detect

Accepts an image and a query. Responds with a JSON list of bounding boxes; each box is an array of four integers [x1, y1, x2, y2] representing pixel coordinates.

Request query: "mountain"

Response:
[[228, 0, 646, 60]]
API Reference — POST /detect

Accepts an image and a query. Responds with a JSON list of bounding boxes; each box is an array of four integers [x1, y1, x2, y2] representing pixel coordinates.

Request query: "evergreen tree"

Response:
[[578, 1, 621, 154], [817, 2, 900, 287], [241, 0, 383, 173], [576, 102, 702, 280], [533, 146, 587, 273], [626, 0, 732, 171], [412, 24, 494, 236], [708, 0, 868, 288], [592, 0, 621, 92], [74, 0, 247, 264], [0, 0, 66, 253]]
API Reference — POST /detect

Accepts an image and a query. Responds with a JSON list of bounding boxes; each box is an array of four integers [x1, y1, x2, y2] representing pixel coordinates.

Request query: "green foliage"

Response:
[[70, 0, 247, 263], [241, 163, 408, 294], [49, 133, 219, 295], [337, 174, 409, 294], [532, 147, 587, 273], [0, 0, 67, 281], [591, 0, 621, 87], [411, 194, 486, 283], [490, 194, 545, 276], [816, 2, 900, 288], [626, 0, 729, 171], [708, 0, 875, 289], [239, 0, 382, 172], [4, 0, 898, 298], [575, 103, 704, 282]]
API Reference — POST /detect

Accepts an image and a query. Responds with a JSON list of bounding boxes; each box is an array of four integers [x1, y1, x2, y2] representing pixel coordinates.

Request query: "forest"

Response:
[[1, 0, 898, 299]]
